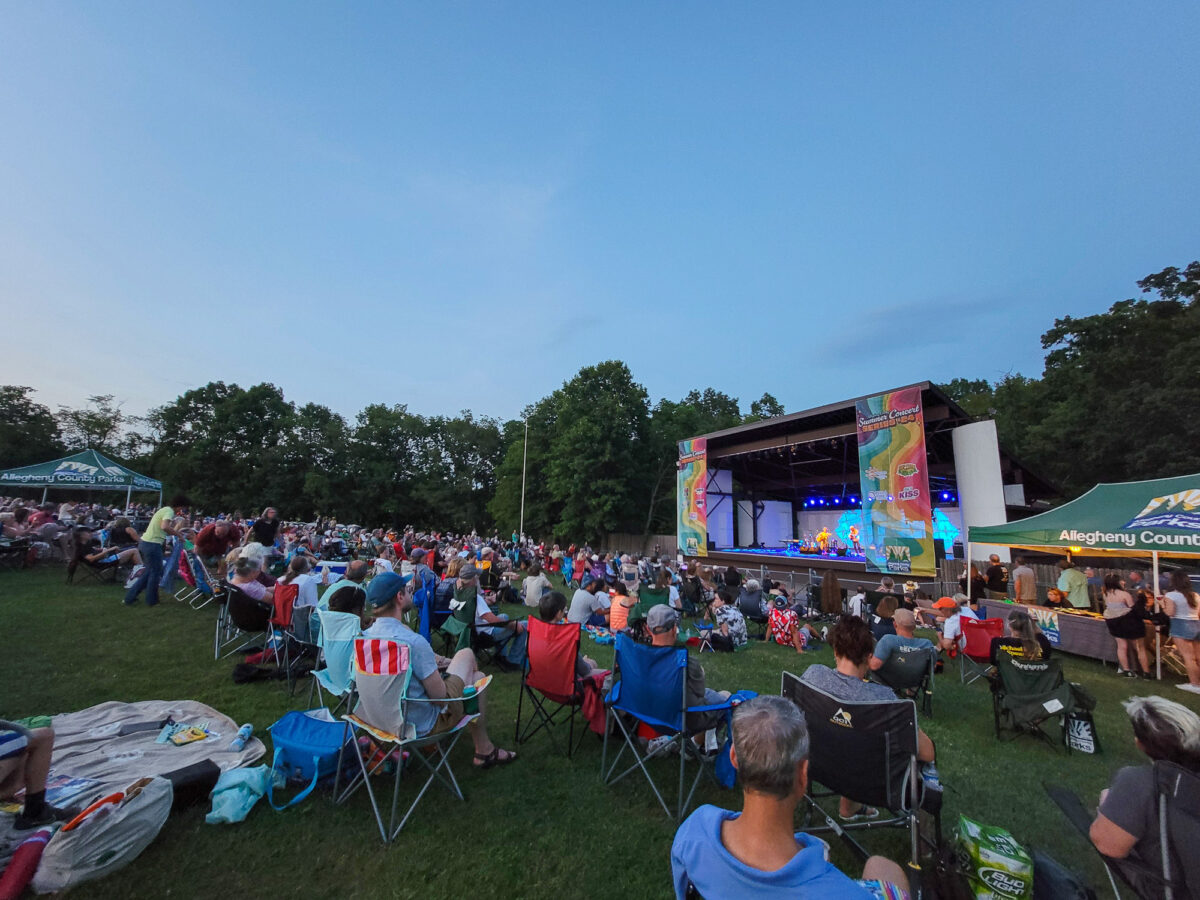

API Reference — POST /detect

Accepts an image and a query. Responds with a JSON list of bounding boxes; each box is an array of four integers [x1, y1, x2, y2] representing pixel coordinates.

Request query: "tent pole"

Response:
[[41, 487, 47, 504], [126, 484, 132, 513], [1153, 550, 1161, 681]]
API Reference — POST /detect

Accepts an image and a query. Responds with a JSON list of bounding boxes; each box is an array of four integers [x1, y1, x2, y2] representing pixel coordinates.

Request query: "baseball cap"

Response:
[[460, 563, 478, 580], [647, 605, 679, 634], [933, 597, 957, 609], [410, 548, 426, 561], [365, 571, 411, 610]]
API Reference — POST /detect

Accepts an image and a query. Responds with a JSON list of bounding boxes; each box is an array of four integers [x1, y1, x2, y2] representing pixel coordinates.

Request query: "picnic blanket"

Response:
[[46, 699, 265, 783]]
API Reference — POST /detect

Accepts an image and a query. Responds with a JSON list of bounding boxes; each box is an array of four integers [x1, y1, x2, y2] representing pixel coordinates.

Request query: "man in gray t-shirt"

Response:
[[1011, 556, 1037, 603], [568, 582, 608, 625], [800, 664, 896, 704]]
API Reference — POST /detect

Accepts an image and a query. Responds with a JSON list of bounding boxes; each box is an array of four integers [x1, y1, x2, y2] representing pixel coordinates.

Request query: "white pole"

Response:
[[41, 487, 47, 504], [519, 417, 528, 541], [126, 484, 132, 513], [1153, 550, 1161, 680]]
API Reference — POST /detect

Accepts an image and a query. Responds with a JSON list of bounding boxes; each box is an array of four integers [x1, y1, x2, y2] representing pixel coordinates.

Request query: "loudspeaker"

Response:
[[836, 548, 847, 557], [935, 540, 947, 563]]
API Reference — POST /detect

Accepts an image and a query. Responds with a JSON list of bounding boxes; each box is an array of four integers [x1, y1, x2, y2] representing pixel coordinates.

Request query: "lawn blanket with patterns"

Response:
[[1, 700, 265, 873]]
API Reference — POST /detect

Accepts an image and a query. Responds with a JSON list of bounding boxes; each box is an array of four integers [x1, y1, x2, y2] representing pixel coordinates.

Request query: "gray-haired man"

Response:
[[670, 695, 911, 899]]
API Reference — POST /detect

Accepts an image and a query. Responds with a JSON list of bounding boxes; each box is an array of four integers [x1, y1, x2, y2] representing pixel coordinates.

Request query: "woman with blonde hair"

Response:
[[1164, 570, 1200, 693]]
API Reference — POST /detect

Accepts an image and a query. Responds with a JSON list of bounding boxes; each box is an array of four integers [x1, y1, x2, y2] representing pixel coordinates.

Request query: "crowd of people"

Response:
[[4, 494, 1200, 897]]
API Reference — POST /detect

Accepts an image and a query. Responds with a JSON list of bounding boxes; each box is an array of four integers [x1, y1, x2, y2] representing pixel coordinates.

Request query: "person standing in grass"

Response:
[[1164, 570, 1200, 694], [124, 495, 189, 607]]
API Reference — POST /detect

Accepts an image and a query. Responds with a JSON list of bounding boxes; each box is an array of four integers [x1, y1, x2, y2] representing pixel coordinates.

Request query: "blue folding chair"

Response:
[[412, 568, 441, 642], [600, 633, 733, 819]]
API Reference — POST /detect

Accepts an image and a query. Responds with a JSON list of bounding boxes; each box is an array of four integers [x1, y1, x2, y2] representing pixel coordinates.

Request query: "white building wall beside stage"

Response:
[[735, 500, 793, 548]]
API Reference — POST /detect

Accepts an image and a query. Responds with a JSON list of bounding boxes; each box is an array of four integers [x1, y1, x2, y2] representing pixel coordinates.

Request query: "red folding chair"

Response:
[[514, 617, 589, 756], [270, 582, 301, 693], [960, 617, 1005, 684]]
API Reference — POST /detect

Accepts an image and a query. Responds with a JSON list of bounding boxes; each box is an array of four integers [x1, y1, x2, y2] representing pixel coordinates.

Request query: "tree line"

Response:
[[2, 259, 1196, 539]]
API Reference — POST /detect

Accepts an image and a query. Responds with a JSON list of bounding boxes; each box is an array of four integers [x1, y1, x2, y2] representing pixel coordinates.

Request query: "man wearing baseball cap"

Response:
[[647, 605, 731, 734], [359, 571, 516, 769]]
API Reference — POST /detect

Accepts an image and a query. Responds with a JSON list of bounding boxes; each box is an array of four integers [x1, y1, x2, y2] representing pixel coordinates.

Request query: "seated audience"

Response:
[[278, 554, 320, 642], [923, 596, 967, 657], [869, 593, 898, 641], [607, 582, 636, 633], [647, 605, 731, 734], [327, 583, 368, 627], [319, 558, 370, 609], [768, 595, 819, 653], [0, 720, 69, 830], [1090, 695, 1200, 896], [709, 592, 748, 651], [229, 555, 275, 602], [800, 615, 939, 820], [869, 608, 934, 672], [360, 572, 516, 769], [537, 590, 602, 677], [989, 609, 1052, 665], [522, 563, 552, 608], [670, 695, 911, 900], [568, 578, 610, 626], [73, 526, 140, 569]]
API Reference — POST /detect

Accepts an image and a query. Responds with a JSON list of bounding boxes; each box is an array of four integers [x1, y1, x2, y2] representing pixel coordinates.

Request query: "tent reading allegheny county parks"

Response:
[[968, 473, 1200, 558], [0, 448, 163, 508]]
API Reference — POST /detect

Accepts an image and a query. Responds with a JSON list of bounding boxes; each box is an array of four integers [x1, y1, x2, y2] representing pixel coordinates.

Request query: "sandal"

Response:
[[473, 747, 517, 769]]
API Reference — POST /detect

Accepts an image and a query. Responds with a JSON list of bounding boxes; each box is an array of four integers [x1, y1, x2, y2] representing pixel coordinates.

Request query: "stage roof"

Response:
[[688, 381, 1056, 507]]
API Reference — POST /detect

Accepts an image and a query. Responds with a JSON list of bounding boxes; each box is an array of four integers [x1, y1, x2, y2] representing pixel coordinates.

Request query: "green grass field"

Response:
[[3, 566, 1192, 898]]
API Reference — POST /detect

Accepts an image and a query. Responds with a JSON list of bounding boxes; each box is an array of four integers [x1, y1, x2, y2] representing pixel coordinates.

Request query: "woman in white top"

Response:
[[1163, 569, 1200, 693], [1102, 573, 1149, 677]]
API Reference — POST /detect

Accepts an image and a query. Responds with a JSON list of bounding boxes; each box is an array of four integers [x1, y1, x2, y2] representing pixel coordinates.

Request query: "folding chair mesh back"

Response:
[[960, 617, 1004, 684], [310, 609, 362, 710], [220, 584, 273, 658], [336, 638, 479, 842], [1156, 760, 1200, 899], [992, 653, 1073, 749], [515, 617, 584, 755], [871, 647, 936, 717]]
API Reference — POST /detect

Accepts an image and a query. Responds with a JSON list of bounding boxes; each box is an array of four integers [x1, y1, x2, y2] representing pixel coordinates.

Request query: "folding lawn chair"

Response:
[[1045, 760, 1200, 900], [870, 646, 936, 718], [335, 638, 489, 843], [438, 584, 514, 670], [186, 552, 219, 610], [173, 548, 201, 604], [960, 617, 1004, 685], [736, 587, 769, 639], [309, 609, 362, 713], [601, 633, 733, 820], [781, 670, 942, 881], [219, 583, 274, 659], [270, 582, 308, 693], [514, 617, 589, 756], [65, 555, 120, 586], [0, 538, 30, 572], [411, 567, 440, 641], [992, 653, 1074, 751]]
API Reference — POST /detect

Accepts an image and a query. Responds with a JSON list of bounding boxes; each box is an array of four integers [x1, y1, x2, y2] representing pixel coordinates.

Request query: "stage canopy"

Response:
[[968, 473, 1200, 558], [0, 449, 162, 495]]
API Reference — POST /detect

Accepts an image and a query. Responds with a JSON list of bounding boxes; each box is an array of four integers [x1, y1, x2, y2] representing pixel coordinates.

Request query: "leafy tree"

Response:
[[747, 391, 785, 421], [56, 395, 128, 454], [0, 386, 62, 467]]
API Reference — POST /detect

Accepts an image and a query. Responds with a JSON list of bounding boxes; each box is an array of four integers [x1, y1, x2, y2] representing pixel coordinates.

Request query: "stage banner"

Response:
[[856, 389, 936, 577], [677, 438, 708, 557]]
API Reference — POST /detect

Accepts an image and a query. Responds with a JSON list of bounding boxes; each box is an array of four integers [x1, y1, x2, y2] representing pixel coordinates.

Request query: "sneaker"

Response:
[[1176, 683, 1200, 694], [124, 565, 146, 589], [646, 735, 678, 757], [820, 626, 829, 642], [14, 803, 71, 830], [839, 805, 879, 822], [921, 762, 942, 790]]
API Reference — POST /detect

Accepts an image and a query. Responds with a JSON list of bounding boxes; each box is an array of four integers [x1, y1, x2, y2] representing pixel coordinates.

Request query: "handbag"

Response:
[[266, 710, 353, 810]]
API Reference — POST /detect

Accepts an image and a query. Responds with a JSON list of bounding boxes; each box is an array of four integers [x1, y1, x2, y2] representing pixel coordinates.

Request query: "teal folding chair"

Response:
[[309, 609, 363, 713]]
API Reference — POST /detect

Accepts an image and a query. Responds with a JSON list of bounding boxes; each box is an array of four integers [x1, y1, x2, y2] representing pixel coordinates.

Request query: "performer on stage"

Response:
[[816, 526, 831, 554], [848, 524, 862, 554]]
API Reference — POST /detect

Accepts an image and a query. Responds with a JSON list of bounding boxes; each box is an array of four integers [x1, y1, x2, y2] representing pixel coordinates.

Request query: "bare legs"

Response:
[[444, 649, 515, 762]]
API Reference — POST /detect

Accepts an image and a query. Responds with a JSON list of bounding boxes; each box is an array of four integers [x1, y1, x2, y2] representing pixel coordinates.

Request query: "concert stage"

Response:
[[702, 546, 902, 589]]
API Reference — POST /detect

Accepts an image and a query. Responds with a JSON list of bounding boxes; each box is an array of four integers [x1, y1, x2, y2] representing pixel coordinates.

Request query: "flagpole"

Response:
[[519, 417, 529, 541]]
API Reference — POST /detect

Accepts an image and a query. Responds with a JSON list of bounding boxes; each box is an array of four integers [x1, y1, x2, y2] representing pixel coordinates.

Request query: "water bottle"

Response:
[[229, 723, 253, 752], [0, 828, 52, 899], [461, 684, 478, 715]]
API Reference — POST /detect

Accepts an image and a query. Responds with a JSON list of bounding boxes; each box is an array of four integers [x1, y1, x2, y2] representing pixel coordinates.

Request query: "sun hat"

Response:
[[647, 605, 679, 634]]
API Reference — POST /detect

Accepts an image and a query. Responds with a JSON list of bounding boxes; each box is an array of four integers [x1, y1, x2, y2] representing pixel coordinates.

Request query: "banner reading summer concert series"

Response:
[[677, 438, 708, 557], [856, 389, 936, 577]]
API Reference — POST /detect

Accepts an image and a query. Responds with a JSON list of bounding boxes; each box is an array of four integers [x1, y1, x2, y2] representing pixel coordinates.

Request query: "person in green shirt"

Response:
[[124, 495, 190, 607], [1056, 559, 1091, 610]]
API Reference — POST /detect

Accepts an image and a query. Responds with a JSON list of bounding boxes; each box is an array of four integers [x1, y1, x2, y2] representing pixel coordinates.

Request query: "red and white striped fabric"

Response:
[[354, 639, 410, 676]]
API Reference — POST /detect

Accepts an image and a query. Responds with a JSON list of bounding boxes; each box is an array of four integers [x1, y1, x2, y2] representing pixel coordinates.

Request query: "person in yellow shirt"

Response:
[[124, 495, 190, 607], [816, 527, 831, 554]]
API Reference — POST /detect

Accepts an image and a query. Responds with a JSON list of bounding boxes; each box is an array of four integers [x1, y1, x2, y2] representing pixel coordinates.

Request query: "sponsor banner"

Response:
[[856, 388, 936, 577], [677, 438, 708, 557], [1030, 607, 1061, 646]]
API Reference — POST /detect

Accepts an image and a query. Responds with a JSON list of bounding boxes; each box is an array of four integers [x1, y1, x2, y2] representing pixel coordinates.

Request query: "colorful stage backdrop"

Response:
[[855, 389, 936, 577], [677, 438, 708, 557]]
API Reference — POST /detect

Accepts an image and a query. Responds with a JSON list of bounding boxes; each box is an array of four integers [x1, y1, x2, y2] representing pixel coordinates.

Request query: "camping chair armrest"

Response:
[[406, 673, 494, 703], [686, 702, 733, 714]]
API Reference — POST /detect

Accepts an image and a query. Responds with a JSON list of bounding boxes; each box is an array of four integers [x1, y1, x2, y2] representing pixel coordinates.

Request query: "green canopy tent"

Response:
[[0, 449, 162, 511], [969, 472, 1200, 678]]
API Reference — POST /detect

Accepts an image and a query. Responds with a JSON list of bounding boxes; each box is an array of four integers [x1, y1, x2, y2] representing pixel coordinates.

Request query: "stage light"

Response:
[[941, 492, 950, 501], [833, 498, 840, 505]]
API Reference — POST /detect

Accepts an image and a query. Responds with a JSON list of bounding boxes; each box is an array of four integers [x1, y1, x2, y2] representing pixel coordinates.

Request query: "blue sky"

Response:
[[3, 2, 1197, 424]]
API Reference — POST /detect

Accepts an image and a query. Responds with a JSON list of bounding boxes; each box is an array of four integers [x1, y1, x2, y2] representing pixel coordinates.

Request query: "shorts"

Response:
[[858, 880, 910, 900], [0, 729, 29, 761], [1171, 618, 1200, 641], [428, 674, 466, 735]]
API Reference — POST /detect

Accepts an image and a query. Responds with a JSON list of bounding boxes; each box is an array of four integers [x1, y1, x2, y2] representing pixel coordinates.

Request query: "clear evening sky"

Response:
[[2, 3, 1197, 424]]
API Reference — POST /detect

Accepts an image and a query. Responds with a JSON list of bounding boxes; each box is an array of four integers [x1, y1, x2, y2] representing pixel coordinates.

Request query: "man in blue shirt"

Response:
[[869, 609, 934, 671], [670, 695, 910, 899]]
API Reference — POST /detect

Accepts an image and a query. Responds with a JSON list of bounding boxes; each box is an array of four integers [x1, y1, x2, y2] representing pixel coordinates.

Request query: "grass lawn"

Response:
[[3, 566, 1194, 898]]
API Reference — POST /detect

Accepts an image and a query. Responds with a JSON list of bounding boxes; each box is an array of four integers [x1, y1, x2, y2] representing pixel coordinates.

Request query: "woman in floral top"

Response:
[[709, 592, 748, 649]]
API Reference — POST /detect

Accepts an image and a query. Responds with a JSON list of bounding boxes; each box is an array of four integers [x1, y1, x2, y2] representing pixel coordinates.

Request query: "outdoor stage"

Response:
[[701, 546, 921, 588]]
